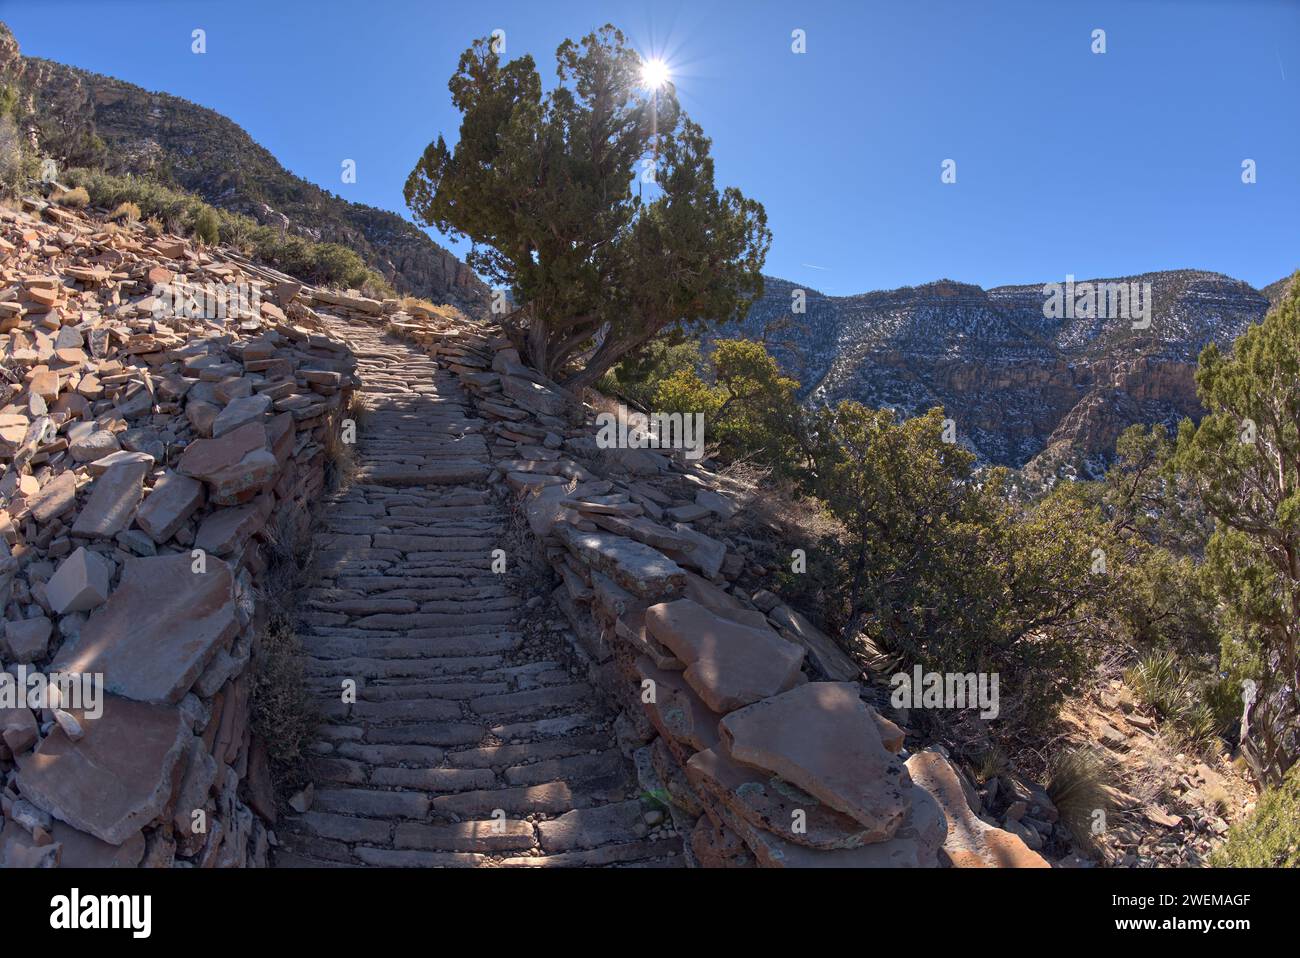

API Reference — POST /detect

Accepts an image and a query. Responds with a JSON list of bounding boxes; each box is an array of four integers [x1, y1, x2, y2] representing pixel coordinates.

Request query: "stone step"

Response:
[[303, 655, 503, 679], [502, 750, 631, 789], [352, 847, 485, 867], [313, 788, 431, 819], [393, 819, 537, 853], [498, 837, 682, 868], [468, 684, 593, 716], [273, 327, 664, 870], [359, 462, 490, 486], [369, 766, 496, 792], [359, 681, 510, 702], [536, 800, 649, 853], [447, 733, 613, 770], [489, 713, 601, 742], [429, 781, 628, 818]]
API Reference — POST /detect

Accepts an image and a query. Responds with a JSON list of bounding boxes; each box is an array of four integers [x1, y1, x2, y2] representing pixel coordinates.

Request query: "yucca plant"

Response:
[[1047, 746, 1115, 857]]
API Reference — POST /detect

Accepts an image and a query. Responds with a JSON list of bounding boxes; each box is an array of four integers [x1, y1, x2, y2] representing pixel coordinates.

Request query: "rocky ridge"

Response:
[[0, 196, 362, 867], [720, 270, 1271, 476], [0, 21, 490, 317]]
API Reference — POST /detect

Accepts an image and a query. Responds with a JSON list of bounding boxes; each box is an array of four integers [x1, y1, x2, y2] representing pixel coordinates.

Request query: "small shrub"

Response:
[[972, 746, 1010, 784], [1209, 764, 1300, 867], [0, 114, 36, 199], [63, 168, 392, 290], [1125, 650, 1182, 716], [188, 204, 220, 245], [248, 508, 320, 796], [109, 200, 141, 223], [247, 612, 319, 794], [323, 419, 357, 493], [53, 185, 90, 208], [1126, 650, 1234, 756]]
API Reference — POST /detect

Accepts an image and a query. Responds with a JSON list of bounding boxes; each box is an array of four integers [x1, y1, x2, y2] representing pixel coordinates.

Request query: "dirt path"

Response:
[[271, 323, 681, 867]]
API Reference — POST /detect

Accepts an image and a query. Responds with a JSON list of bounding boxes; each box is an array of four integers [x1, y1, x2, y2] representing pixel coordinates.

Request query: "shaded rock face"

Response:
[[3, 25, 489, 315], [719, 271, 1270, 476]]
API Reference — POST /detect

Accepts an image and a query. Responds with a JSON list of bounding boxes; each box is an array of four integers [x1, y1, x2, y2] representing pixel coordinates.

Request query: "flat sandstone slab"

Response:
[[719, 681, 909, 836], [904, 749, 1050, 868], [646, 598, 805, 713], [53, 552, 239, 704], [16, 697, 189, 845]]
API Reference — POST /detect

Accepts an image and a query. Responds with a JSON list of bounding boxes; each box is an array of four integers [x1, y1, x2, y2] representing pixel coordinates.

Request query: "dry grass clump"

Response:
[[249, 507, 321, 796], [398, 295, 466, 322], [1046, 746, 1116, 856], [108, 200, 141, 223], [52, 185, 90, 208], [323, 418, 358, 494], [248, 612, 319, 795]]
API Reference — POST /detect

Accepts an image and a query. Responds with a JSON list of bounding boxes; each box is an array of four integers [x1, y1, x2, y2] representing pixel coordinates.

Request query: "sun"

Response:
[[640, 57, 670, 90]]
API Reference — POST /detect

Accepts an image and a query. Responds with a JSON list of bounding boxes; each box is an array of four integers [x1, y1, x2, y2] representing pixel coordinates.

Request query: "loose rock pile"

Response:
[[392, 310, 1051, 868], [0, 198, 359, 867]]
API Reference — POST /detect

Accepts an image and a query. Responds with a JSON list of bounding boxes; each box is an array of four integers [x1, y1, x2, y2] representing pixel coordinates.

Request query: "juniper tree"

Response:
[[405, 25, 770, 389], [1172, 274, 1300, 787], [807, 404, 1106, 728]]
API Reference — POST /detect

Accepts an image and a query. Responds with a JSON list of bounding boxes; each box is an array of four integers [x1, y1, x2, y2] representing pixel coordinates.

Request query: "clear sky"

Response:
[[3, 0, 1296, 294]]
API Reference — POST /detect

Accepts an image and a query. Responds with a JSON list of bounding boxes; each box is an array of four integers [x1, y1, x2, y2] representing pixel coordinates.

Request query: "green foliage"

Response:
[[651, 339, 804, 476], [190, 204, 220, 244], [64, 168, 390, 294], [1209, 764, 1300, 867], [1124, 650, 1182, 716], [1172, 274, 1300, 786], [0, 84, 18, 120], [598, 332, 704, 409], [406, 25, 770, 387], [807, 404, 1107, 728], [41, 127, 109, 170], [0, 113, 37, 199], [1124, 650, 1233, 755]]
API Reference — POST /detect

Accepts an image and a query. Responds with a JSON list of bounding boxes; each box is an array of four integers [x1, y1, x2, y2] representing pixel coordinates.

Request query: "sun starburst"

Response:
[[640, 57, 670, 90]]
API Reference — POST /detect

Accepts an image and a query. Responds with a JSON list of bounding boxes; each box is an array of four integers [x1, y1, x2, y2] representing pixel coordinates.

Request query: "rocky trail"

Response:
[[272, 323, 681, 868], [1, 195, 1054, 870]]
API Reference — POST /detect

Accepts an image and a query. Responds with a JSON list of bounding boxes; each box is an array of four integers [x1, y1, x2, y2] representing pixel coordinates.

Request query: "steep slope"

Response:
[[719, 270, 1270, 475], [1261, 272, 1296, 309], [0, 21, 489, 315]]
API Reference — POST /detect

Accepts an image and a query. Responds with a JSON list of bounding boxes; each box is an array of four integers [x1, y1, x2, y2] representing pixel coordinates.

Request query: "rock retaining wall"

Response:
[[0, 199, 359, 867]]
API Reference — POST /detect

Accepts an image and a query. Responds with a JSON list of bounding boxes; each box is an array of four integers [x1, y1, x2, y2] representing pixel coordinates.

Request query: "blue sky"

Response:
[[3, 0, 1296, 294]]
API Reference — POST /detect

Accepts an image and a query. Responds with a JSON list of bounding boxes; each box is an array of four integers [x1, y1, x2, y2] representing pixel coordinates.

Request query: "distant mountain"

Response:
[[1261, 272, 1296, 309], [717, 269, 1278, 477], [0, 21, 489, 315]]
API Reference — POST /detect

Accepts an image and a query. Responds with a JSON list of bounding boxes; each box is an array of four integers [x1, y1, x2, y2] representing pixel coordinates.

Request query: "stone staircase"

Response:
[[271, 323, 682, 867]]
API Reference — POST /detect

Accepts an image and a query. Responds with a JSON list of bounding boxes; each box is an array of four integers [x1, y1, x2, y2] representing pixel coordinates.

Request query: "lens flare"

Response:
[[641, 57, 670, 90]]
